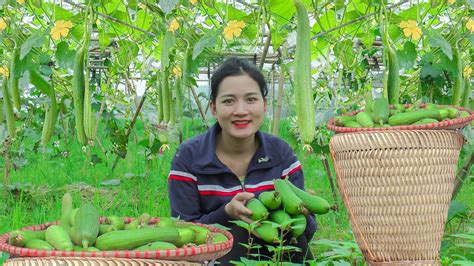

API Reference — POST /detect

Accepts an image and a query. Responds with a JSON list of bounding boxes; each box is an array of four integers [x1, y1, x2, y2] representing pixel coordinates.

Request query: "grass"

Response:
[[0, 116, 472, 264]]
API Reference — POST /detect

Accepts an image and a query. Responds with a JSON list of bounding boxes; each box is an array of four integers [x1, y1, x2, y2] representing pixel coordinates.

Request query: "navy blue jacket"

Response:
[[168, 123, 316, 241]]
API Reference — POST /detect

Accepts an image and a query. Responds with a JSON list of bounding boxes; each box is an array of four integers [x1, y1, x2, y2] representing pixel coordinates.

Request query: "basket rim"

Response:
[[0, 217, 233, 261], [327, 104, 474, 133]]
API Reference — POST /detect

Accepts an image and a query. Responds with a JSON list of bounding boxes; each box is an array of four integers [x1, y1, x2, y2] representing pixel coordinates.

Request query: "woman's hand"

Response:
[[225, 192, 255, 224]]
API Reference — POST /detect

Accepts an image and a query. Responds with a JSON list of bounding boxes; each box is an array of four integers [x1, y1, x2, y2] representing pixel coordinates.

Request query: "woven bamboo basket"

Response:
[[3, 257, 202, 265], [329, 130, 465, 265]]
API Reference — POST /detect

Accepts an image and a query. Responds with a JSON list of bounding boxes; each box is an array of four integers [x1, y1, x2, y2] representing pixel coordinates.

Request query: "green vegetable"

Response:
[[293, 0, 315, 151]]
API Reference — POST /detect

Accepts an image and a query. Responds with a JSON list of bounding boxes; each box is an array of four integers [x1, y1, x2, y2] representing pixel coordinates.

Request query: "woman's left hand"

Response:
[[224, 192, 255, 224]]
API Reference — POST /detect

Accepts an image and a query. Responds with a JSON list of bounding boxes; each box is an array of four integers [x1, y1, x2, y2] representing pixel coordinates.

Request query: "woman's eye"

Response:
[[248, 97, 257, 102], [223, 99, 233, 104]]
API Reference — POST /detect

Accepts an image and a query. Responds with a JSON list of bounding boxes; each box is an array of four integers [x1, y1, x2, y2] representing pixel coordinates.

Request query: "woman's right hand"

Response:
[[225, 192, 255, 224]]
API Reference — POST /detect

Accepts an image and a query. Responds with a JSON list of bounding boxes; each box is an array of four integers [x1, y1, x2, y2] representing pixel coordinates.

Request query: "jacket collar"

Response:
[[191, 123, 281, 174]]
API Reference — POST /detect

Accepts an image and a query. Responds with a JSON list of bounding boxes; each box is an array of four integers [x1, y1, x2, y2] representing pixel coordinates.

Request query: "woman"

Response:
[[168, 57, 316, 264]]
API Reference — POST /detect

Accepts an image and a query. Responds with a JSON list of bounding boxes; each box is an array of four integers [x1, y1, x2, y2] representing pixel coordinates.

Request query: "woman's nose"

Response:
[[233, 101, 249, 115]]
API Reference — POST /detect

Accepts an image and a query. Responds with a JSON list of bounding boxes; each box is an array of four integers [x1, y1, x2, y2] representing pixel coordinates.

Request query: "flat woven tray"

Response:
[[327, 104, 473, 133], [3, 257, 202, 265], [0, 218, 232, 262]]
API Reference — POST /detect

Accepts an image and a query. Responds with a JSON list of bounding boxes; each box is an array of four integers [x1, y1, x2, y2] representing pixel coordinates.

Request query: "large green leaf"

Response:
[[135, 9, 153, 31], [357, 30, 374, 49], [216, 3, 247, 20], [439, 53, 458, 76], [55, 41, 75, 69], [116, 39, 139, 68], [314, 38, 330, 56], [341, 10, 363, 35], [51, 4, 75, 20], [425, 29, 452, 60], [398, 4, 423, 21], [192, 30, 218, 60], [20, 30, 46, 60], [269, 0, 296, 25], [98, 29, 112, 51], [420, 52, 442, 78], [333, 39, 356, 69], [397, 41, 417, 70], [313, 10, 336, 34], [270, 24, 287, 50]]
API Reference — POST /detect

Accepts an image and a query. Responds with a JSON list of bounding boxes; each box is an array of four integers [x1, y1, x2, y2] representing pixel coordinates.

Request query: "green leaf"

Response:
[[216, 3, 247, 20], [52, 4, 75, 20], [447, 201, 469, 221], [229, 220, 250, 231], [425, 29, 452, 60], [451, 261, 474, 266], [20, 31, 46, 60], [270, 25, 286, 49], [160, 0, 179, 14], [341, 10, 362, 35], [29, 69, 52, 96], [116, 39, 139, 68], [90, 154, 103, 166], [313, 10, 336, 34], [333, 39, 356, 69], [136, 9, 153, 31], [449, 234, 474, 241], [98, 29, 112, 51], [466, 0, 474, 9], [439, 52, 458, 75], [397, 41, 417, 70], [420, 53, 442, 78], [192, 30, 217, 60], [55, 41, 75, 69], [269, 0, 296, 25], [455, 243, 474, 249]]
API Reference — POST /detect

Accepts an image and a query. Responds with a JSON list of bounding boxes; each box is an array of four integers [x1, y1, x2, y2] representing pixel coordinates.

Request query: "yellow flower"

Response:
[[0, 67, 9, 77], [464, 66, 472, 77], [466, 19, 474, 33], [17, 0, 25, 4], [223, 20, 246, 40], [168, 19, 180, 32], [190, 0, 198, 4], [50, 20, 73, 41], [138, 3, 146, 10], [400, 20, 422, 40], [0, 18, 7, 31], [447, 0, 455, 4], [172, 66, 182, 77]]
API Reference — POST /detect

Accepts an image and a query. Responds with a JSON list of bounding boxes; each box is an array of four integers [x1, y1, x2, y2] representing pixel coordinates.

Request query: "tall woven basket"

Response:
[[329, 130, 465, 265]]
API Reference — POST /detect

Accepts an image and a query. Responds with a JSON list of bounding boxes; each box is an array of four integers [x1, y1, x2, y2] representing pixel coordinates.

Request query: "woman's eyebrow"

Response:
[[219, 92, 260, 98]]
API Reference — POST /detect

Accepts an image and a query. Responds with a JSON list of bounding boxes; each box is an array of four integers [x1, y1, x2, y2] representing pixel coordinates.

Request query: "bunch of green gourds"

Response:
[[8, 193, 227, 252], [245, 179, 331, 244], [335, 97, 472, 128]]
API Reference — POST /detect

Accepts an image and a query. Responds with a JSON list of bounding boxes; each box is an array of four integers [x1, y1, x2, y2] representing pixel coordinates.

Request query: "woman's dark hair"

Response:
[[210, 57, 268, 102]]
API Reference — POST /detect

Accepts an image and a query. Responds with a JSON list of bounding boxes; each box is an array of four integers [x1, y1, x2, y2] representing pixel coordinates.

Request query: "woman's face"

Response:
[[210, 74, 266, 141]]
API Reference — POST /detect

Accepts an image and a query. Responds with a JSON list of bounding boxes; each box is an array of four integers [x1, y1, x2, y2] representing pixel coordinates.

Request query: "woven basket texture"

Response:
[[3, 257, 202, 265], [329, 130, 464, 264]]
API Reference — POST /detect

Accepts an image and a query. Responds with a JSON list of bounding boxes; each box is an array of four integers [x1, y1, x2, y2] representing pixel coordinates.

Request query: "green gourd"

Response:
[[69, 203, 100, 248]]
